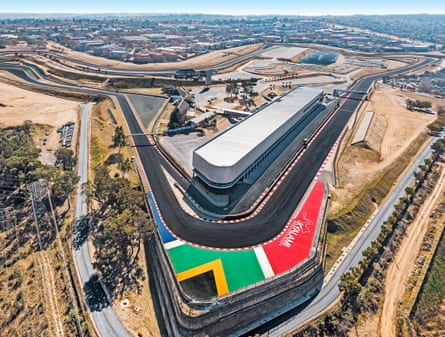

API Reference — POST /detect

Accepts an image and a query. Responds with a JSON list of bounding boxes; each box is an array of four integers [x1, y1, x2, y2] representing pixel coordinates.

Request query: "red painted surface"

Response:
[[263, 182, 324, 275]]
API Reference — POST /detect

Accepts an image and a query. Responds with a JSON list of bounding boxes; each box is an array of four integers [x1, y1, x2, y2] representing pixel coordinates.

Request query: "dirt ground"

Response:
[[0, 79, 79, 128], [330, 83, 436, 214], [0, 79, 160, 336], [0, 79, 80, 165], [89, 99, 160, 336], [112, 243, 161, 337], [351, 166, 445, 337], [332, 83, 445, 337], [328, 54, 346, 68]]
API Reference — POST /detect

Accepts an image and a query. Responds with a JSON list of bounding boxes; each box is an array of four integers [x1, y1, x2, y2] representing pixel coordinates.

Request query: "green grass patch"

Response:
[[412, 230, 445, 329], [90, 134, 104, 168], [90, 103, 109, 168]]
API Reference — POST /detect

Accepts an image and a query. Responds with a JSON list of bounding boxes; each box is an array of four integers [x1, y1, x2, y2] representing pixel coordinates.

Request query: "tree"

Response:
[[225, 82, 233, 98], [55, 148, 76, 171], [94, 203, 148, 295], [405, 186, 414, 196], [241, 80, 250, 97], [51, 171, 79, 206], [414, 170, 424, 182], [362, 245, 378, 262], [232, 83, 239, 98], [416, 100, 432, 109], [119, 157, 132, 173], [432, 139, 445, 154], [93, 165, 112, 207], [112, 126, 127, 151], [91, 160, 151, 297], [339, 271, 362, 298]]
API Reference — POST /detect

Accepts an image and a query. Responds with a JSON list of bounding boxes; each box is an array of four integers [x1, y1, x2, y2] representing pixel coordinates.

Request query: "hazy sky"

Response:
[[1, 0, 444, 16]]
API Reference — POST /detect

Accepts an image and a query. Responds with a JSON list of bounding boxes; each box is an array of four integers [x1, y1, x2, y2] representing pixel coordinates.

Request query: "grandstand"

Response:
[[352, 110, 374, 145], [352, 111, 386, 152], [192, 87, 324, 189]]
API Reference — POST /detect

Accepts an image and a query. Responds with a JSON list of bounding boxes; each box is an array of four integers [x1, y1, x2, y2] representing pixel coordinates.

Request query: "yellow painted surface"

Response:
[[176, 259, 229, 296]]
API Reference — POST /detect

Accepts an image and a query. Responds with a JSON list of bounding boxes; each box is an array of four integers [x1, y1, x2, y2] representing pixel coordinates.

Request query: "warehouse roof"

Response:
[[194, 87, 323, 168]]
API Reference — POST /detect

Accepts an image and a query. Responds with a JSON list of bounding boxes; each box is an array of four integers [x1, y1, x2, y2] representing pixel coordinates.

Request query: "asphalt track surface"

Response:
[[119, 59, 434, 249], [0, 58, 434, 250], [0, 48, 267, 75], [263, 130, 437, 337], [0, 56, 435, 337], [129, 96, 353, 248]]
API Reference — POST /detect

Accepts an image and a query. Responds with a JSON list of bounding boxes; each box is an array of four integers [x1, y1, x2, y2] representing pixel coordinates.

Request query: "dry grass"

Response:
[[0, 203, 91, 337], [90, 99, 137, 185], [121, 88, 164, 96], [326, 132, 429, 270], [89, 99, 160, 336], [325, 84, 435, 270], [112, 241, 161, 337], [350, 68, 385, 81], [0, 246, 49, 336]]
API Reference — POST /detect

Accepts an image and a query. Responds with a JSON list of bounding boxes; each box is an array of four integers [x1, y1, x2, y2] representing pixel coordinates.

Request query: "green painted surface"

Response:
[[167, 244, 265, 291]]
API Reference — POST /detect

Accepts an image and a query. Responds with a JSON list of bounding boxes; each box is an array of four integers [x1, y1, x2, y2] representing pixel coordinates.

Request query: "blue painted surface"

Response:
[[147, 192, 176, 243]]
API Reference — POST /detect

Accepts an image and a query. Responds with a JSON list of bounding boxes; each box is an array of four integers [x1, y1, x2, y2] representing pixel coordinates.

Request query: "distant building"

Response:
[[400, 43, 433, 52]]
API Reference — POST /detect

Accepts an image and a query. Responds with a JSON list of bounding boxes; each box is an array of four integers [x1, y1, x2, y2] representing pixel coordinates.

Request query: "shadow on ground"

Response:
[[73, 215, 89, 250], [83, 274, 110, 312]]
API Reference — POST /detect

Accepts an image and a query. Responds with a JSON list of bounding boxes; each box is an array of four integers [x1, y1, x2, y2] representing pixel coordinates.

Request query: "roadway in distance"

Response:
[[0, 58, 434, 250], [121, 74, 386, 248]]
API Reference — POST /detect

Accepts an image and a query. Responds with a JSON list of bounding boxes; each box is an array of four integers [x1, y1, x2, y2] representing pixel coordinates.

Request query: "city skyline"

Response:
[[1, 0, 445, 16]]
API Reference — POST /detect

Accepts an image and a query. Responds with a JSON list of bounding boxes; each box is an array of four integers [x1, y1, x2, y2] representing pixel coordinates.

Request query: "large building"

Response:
[[192, 86, 324, 189]]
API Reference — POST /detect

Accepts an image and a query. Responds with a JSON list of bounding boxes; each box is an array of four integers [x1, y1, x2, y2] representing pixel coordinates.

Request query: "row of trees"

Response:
[[0, 124, 79, 211], [406, 98, 432, 111], [109, 126, 133, 172], [0, 123, 87, 336], [225, 80, 258, 98], [428, 106, 445, 133], [295, 138, 445, 337], [224, 80, 259, 110], [90, 161, 151, 297]]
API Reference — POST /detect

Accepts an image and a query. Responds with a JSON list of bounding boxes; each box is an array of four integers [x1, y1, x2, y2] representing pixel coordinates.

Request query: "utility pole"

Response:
[[28, 182, 43, 251], [46, 185, 84, 337], [10, 208, 20, 258]]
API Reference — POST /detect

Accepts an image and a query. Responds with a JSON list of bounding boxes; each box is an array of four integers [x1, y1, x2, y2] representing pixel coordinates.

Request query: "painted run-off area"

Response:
[[150, 182, 325, 297]]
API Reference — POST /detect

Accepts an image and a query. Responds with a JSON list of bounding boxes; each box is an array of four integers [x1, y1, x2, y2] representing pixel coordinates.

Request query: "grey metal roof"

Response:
[[194, 87, 323, 169], [352, 110, 374, 145]]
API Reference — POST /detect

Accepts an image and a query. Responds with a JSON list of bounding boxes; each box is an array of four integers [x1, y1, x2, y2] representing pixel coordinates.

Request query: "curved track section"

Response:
[[0, 48, 265, 76], [122, 60, 433, 249], [0, 58, 434, 250]]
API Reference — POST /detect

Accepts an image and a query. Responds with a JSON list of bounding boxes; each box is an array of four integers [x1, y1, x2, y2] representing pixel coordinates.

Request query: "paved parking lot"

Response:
[[159, 133, 209, 176]]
